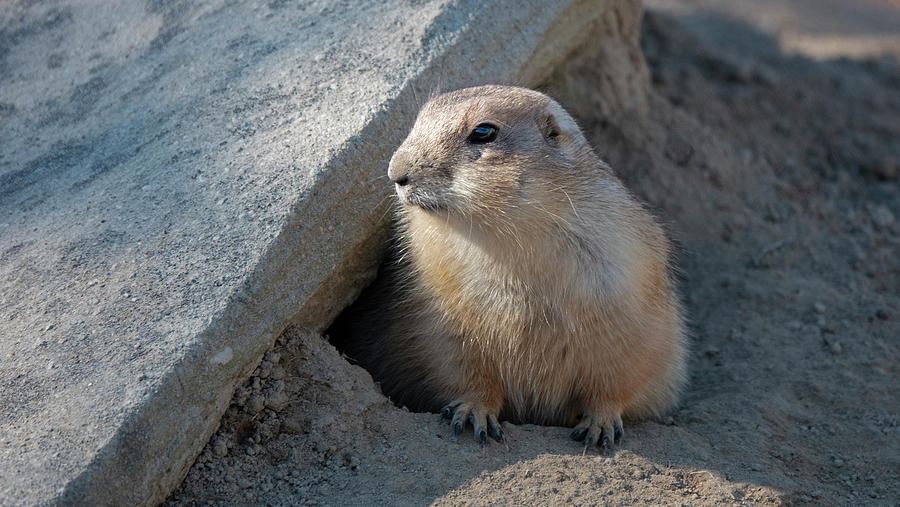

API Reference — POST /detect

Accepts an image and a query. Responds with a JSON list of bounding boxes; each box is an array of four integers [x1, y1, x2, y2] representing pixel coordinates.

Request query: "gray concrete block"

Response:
[[0, 0, 624, 504]]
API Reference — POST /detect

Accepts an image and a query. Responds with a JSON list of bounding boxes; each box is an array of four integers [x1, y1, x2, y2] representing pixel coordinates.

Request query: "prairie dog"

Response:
[[336, 85, 687, 447]]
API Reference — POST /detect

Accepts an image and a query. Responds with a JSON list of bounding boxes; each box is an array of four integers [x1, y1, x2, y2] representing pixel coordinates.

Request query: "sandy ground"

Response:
[[166, 2, 899, 505]]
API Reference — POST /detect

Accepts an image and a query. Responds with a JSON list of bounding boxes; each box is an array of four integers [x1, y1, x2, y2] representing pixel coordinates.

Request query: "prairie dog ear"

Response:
[[539, 113, 562, 145]]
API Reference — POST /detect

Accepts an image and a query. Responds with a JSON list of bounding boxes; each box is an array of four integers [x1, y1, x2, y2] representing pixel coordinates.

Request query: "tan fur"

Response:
[[354, 85, 686, 445]]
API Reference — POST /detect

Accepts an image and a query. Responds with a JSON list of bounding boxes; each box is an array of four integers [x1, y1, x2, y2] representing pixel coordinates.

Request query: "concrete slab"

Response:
[[0, 0, 617, 504]]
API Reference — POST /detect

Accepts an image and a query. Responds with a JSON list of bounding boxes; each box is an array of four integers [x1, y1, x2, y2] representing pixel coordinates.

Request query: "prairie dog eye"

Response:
[[468, 123, 498, 144]]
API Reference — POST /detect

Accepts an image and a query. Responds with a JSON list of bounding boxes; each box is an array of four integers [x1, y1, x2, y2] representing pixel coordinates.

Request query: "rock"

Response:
[[264, 383, 290, 412], [869, 205, 895, 230], [270, 366, 286, 381], [829, 341, 843, 355], [257, 361, 273, 379], [247, 395, 266, 414], [212, 439, 228, 458], [0, 0, 629, 504]]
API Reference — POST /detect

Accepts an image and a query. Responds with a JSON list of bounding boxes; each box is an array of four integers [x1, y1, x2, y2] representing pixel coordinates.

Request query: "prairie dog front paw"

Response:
[[570, 409, 624, 448], [440, 399, 503, 446]]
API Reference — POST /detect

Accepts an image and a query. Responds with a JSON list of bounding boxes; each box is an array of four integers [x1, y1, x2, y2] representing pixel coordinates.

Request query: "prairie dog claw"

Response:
[[571, 411, 624, 448], [440, 400, 503, 445]]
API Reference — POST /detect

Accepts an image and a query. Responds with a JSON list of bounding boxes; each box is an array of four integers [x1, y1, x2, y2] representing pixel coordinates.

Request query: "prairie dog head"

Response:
[[388, 85, 599, 224]]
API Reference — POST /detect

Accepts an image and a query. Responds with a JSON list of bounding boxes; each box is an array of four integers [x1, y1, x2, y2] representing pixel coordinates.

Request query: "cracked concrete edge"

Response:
[[53, 1, 634, 505]]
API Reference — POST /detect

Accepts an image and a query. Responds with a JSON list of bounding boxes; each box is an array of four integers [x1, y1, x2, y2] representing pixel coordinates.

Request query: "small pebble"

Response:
[[830, 342, 842, 355], [813, 302, 826, 314], [247, 394, 265, 413], [213, 439, 228, 457], [265, 390, 289, 411], [869, 205, 895, 229], [875, 309, 890, 320]]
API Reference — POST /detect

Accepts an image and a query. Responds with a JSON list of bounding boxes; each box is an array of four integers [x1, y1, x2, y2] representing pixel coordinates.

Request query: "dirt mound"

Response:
[[167, 5, 899, 505]]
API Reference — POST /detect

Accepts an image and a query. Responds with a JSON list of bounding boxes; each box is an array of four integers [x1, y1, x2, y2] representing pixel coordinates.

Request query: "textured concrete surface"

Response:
[[0, 0, 615, 504]]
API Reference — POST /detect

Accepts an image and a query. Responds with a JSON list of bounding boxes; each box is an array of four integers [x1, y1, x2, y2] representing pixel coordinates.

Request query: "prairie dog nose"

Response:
[[391, 172, 410, 186], [388, 150, 413, 186]]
